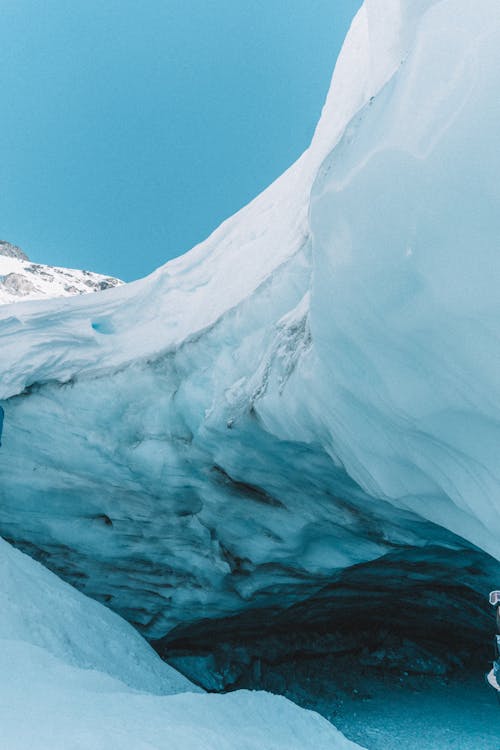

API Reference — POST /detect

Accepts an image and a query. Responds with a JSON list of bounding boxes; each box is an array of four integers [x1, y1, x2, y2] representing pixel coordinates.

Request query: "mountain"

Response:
[[0, 240, 122, 304], [0, 239, 29, 260], [0, 0, 499, 711]]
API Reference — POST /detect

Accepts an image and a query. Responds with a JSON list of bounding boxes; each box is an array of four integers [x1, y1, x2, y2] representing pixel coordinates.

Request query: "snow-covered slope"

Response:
[[0, 0, 499, 678], [0, 536, 195, 696], [0, 537, 362, 750], [0, 240, 122, 304]]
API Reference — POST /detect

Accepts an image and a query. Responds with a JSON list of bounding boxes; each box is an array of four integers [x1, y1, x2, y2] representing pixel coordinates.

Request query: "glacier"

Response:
[[1, 0, 500, 711]]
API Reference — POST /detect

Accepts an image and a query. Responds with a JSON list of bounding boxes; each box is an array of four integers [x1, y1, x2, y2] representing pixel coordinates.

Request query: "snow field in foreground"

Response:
[[0, 538, 363, 750]]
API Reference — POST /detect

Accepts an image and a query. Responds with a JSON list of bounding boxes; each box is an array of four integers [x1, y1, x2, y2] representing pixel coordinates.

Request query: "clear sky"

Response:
[[1, 1, 362, 281]]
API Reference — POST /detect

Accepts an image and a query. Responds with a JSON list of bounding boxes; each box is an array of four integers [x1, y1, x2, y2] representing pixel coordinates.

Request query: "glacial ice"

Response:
[[309, 0, 500, 559], [0, 0, 499, 687]]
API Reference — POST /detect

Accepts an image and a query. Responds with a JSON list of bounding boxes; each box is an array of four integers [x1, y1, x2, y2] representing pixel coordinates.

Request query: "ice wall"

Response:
[[309, 0, 500, 558]]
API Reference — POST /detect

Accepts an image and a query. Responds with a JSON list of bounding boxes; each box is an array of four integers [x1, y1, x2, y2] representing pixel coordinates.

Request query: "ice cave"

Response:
[[1, 0, 500, 748]]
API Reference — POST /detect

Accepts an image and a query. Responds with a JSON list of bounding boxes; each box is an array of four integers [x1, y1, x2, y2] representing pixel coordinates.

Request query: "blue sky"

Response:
[[1, 1, 361, 281]]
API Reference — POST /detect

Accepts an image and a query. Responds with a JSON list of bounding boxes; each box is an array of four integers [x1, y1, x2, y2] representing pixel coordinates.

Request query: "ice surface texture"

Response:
[[310, 0, 500, 560], [0, 0, 499, 644]]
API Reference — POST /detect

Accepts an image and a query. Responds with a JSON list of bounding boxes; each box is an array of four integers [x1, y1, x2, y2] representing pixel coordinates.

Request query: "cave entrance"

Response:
[[154, 544, 499, 704]]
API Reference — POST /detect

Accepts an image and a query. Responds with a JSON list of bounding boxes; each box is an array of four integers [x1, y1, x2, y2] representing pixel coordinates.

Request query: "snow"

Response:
[[0, 537, 195, 695], [334, 676, 499, 750], [0, 537, 362, 750], [0, 252, 122, 305], [229, 643, 500, 750]]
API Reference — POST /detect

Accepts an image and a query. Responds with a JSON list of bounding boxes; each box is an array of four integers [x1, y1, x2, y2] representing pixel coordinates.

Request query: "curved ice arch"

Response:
[[0, 0, 498, 650]]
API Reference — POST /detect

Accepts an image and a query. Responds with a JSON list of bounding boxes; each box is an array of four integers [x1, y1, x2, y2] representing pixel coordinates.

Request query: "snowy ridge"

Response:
[[1, 0, 499, 664], [0, 239, 28, 260], [0, 241, 122, 304]]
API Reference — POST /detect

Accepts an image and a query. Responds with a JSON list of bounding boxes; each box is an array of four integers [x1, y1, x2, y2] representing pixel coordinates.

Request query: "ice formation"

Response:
[[0, 240, 122, 304], [0, 0, 499, 691], [0, 537, 361, 750]]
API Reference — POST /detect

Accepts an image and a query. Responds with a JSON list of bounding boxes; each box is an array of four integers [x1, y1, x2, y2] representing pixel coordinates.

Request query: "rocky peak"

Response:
[[0, 241, 123, 304], [0, 240, 29, 261]]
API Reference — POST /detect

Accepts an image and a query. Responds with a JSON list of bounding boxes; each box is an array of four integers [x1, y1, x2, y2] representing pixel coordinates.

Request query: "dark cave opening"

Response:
[[154, 544, 499, 705]]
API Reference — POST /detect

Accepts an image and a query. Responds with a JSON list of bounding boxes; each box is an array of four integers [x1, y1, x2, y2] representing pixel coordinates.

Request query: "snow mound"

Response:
[[0, 536, 195, 695], [0, 537, 363, 750]]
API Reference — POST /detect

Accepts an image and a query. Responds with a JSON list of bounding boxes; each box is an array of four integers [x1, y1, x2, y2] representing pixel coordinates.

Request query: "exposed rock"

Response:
[[0, 242, 123, 304], [1, 273, 38, 297], [0, 240, 29, 261]]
